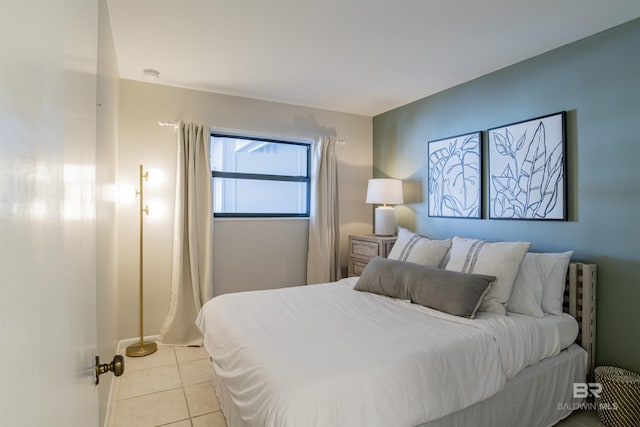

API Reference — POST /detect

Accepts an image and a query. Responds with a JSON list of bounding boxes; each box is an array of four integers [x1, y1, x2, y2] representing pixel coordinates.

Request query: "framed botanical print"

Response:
[[487, 111, 566, 220], [428, 131, 482, 218]]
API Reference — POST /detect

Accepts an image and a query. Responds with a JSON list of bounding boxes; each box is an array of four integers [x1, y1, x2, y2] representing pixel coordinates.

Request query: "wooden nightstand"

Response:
[[348, 234, 397, 277]]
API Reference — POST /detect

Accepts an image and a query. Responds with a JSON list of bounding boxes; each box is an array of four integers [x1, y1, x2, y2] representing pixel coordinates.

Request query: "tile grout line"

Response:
[[174, 347, 196, 426], [170, 346, 196, 427], [123, 346, 190, 427], [113, 346, 224, 427], [116, 385, 185, 403], [118, 346, 183, 402], [179, 349, 224, 426]]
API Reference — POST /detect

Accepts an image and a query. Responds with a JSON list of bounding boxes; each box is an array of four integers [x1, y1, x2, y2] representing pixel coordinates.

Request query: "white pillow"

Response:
[[540, 251, 573, 315], [388, 227, 452, 267], [444, 236, 531, 314], [508, 251, 573, 317], [507, 253, 545, 317]]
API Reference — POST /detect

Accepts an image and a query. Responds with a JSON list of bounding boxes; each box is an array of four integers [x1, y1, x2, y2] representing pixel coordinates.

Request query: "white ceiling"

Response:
[[107, 1, 640, 117]]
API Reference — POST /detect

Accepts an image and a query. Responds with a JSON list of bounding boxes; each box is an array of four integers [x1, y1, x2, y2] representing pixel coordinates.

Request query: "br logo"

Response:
[[573, 383, 602, 399]]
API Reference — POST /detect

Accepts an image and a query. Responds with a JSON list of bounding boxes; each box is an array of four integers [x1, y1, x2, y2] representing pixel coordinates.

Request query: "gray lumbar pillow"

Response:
[[353, 257, 412, 300], [354, 257, 495, 319]]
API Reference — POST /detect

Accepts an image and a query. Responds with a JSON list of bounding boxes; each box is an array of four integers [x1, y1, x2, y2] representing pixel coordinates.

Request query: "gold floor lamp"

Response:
[[123, 164, 163, 357]]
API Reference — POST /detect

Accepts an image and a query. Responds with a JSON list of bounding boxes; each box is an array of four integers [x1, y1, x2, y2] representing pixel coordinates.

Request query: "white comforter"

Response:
[[196, 277, 576, 427]]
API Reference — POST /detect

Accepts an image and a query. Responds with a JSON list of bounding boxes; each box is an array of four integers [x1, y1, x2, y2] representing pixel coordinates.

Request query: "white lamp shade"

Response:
[[366, 178, 404, 205]]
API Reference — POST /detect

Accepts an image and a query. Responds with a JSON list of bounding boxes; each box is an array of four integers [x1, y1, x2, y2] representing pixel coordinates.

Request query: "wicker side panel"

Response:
[[563, 263, 597, 376]]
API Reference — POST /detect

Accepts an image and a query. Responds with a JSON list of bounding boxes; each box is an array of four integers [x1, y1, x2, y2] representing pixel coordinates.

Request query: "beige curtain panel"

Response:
[[307, 136, 341, 284], [158, 122, 213, 346]]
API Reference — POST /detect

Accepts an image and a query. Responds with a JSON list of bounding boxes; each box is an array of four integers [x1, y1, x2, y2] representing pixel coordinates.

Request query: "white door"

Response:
[[0, 0, 101, 426]]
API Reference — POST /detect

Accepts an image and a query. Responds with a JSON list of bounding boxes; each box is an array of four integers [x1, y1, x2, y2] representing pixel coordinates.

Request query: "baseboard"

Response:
[[104, 335, 160, 427]]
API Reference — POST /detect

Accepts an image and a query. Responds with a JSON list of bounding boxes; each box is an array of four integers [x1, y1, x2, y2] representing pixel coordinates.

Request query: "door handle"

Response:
[[95, 354, 124, 385]]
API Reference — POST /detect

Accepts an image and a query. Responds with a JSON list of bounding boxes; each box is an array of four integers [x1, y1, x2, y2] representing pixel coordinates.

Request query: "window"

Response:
[[211, 133, 311, 217]]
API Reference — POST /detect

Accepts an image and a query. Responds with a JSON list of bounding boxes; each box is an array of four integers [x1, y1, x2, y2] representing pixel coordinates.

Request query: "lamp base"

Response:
[[374, 206, 396, 236], [126, 341, 157, 357]]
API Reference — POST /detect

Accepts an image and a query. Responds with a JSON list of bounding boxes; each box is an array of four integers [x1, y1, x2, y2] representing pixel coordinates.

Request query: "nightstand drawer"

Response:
[[347, 234, 397, 277], [349, 258, 369, 277], [350, 239, 381, 258]]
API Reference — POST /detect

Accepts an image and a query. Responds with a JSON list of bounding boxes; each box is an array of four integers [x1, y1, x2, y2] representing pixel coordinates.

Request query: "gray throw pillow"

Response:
[[353, 257, 412, 300], [354, 257, 495, 319]]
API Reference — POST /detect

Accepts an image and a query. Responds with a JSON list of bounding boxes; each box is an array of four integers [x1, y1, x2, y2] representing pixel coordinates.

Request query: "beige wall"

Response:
[[117, 80, 373, 339]]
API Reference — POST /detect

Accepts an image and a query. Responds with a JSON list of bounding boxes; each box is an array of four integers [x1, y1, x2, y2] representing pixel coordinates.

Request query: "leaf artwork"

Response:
[[428, 132, 481, 218], [488, 113, 565, 220]]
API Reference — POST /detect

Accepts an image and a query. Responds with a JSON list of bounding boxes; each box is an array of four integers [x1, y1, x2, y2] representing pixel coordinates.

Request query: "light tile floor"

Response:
[[108, 344, 228, 427], [107, 344, 605, 427]]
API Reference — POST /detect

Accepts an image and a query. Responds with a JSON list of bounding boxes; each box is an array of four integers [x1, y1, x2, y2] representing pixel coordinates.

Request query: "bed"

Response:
[[196, 236, 596, 427]]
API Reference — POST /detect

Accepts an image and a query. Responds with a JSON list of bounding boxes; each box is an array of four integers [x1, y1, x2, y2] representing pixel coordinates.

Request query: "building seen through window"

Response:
[[211, 134, 310, 217]]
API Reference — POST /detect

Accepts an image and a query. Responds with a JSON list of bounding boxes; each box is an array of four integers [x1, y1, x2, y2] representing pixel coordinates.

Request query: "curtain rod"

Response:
[[158, 121, 179, 130], [158, 120, 346, 145]]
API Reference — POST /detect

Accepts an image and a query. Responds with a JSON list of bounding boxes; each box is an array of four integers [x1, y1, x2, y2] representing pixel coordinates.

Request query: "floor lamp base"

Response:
[[126, 341, 157, 357]]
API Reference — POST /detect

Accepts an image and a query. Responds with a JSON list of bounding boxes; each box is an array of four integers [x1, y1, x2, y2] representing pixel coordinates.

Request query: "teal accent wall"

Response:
[[373, 19, 640, 373]]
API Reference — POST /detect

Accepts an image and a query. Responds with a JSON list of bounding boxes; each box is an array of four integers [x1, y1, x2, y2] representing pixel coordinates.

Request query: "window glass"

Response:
[[213, 178, 308, 215], [211, 134, 310, 217], [211, 137, 308, 176]]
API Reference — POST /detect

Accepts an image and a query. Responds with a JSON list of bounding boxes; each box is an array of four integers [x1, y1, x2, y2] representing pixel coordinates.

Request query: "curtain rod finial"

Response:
[[159, 121, 179, 130]]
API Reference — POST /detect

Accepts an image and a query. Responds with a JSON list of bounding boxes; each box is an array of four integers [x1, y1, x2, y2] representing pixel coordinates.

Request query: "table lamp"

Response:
[[366, 178, 403, 236]]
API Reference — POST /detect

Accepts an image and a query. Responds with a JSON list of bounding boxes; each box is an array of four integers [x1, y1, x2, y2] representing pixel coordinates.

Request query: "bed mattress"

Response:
[[196, 277, 580, 427]]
